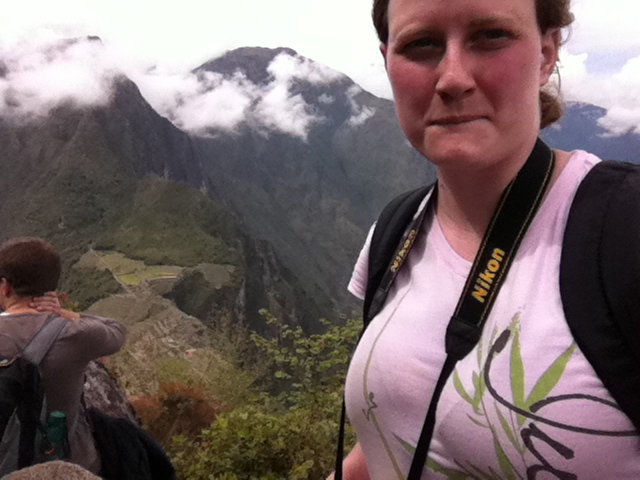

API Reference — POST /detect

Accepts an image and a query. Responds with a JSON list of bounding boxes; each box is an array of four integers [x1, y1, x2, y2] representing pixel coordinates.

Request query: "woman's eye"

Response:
[[473, 29, 512, 47], [484, 29, 509, 39], [410, 38, 439, 48], [402, 37, 444, 56]]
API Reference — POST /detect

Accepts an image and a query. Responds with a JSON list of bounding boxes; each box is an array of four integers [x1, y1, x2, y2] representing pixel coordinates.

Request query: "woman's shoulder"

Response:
[[569, 149, 640, 195], [564, 149, 601, 170], [565, 149, 640, 174]]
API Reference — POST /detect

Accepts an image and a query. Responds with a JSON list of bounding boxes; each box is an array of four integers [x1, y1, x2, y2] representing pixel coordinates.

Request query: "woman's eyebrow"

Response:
[[467, 15, 521, 30], [391, 25, 439, 46]]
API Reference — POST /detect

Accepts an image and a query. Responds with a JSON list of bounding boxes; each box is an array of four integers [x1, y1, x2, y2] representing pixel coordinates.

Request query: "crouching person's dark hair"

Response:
[[0, 237, 61, 296]]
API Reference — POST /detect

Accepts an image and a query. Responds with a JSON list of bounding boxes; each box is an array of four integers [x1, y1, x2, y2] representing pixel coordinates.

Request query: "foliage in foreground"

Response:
[[166, 312, 360, 480], [131, 382, 221, 447]]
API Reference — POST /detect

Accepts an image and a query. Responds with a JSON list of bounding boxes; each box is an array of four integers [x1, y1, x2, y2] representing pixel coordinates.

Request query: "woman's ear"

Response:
[[540, 28, 561, 86], [380, 43, 388, 69]]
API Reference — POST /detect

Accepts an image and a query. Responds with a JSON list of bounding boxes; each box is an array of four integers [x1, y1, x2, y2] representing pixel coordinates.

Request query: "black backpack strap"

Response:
[[363, 185, 432, 327], [21, 315, 68, 365], [335, 185, 431, 479], [0, 314, 68, 471], [561, 160, 640, 433]]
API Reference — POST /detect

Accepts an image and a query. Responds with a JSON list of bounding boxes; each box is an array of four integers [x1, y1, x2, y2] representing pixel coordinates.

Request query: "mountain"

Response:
[[542, 102, 640, 162], [1, 45, 639, 340], [190, 47, 436, 318], [0, 73, 326, 333]]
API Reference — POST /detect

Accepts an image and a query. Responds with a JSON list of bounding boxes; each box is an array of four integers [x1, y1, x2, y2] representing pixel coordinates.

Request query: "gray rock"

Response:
[[83, 360, 140, 424], [1, 461, 100, 480]]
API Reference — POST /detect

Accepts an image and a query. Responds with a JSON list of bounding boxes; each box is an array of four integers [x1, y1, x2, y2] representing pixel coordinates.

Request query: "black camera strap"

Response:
[[407, 138, 555, 479]]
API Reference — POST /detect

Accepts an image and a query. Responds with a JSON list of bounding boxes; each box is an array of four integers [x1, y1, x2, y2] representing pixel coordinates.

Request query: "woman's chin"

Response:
[[419, 143, 489, 170], [412, 129, 509, 172], [414, 127, 474, 154]]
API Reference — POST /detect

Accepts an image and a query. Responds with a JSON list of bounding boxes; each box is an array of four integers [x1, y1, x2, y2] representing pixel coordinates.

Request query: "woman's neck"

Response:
[[435, 160, 521, 260], [435, 149, 571, 261]]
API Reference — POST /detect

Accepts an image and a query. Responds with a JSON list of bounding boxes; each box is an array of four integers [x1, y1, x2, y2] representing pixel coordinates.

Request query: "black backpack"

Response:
[[364, 160, 640, 433], [0, 314, 69, 475]]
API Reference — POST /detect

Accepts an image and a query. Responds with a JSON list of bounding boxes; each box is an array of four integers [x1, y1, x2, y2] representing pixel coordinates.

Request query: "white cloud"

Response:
[[598, 107, 640, 136], [558, 51, 592, 102], [145, 51, 342, 139], [567, 0, 640, 56], [560, 51, 640, 135], [0, 31, 345, 139], [552, 0, 640, 135], [0, 33, 118, 119], [168, 72, 257, 134], [253, 83, 315, 138], [345, 85, 376, 128], [595, 56, 640, 135], [267, 53, 343, 85], [243, 53, 343, 138], [317, 94, 334, 104], [348, 107, 375, 128], [0, 0, 379, 92]]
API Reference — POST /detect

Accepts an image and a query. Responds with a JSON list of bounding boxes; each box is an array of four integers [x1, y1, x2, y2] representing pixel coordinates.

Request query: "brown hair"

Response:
[[0, 237, 61, 296], [372, 0, 575, 128]]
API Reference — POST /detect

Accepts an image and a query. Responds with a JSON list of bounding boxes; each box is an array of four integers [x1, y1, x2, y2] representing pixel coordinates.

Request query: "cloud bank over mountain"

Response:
[[1, 28, 639, 138], [561, 52, 640, 135], [0, 34, 375, 139], [0, 34, 118, 119]]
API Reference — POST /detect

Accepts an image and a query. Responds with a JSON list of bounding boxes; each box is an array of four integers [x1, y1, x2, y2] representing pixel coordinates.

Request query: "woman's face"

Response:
[[383, 0, 559, 172]]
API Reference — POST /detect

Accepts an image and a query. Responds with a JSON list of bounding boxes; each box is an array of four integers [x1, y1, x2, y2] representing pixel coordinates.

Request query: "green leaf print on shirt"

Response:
[[404, 314, 578, 479], [508, 319, 526, 427], [524, 343, 576, 413], [507, 318, 577, 428]]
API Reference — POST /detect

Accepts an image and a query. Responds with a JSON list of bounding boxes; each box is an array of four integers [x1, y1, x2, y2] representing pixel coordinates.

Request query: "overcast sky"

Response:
[[1, 0, 640, 135]]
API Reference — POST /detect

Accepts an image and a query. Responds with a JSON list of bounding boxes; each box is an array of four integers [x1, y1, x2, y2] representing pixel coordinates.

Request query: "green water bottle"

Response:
[[46, 411, 70, 459]]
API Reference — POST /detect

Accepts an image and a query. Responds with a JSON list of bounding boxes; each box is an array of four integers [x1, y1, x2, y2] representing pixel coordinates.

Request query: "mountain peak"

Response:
[[195, 46, 300, 85]]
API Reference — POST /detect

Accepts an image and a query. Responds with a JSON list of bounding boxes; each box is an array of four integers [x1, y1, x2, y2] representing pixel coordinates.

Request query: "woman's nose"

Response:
[[435, 46, 475, 100]]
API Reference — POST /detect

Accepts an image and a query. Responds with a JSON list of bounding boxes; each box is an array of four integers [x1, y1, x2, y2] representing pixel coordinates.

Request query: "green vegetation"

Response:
[[78, 250, 183, 287], [60, 267, 123, 311], [120, 274, 141, 285], [104, 178, 242, 267], [135, 312, 360, 480]]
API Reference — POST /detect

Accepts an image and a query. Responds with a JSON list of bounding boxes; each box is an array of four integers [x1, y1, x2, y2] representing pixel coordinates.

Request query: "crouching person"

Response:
[[0, 237, 126, 476]]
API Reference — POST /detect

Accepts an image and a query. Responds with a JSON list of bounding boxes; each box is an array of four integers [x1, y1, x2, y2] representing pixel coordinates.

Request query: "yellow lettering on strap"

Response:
[[472, 247, 505, 304], [472, 285, 488, 303]]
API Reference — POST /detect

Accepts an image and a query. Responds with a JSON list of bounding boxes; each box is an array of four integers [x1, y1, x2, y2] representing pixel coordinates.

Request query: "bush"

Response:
[[131, 382, 221, 447], [168, 313, 360, 479], [171, 403, 330, 480]]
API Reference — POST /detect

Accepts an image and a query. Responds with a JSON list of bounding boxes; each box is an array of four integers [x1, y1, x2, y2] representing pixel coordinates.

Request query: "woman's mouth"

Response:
[[429, 115, 485, 126]]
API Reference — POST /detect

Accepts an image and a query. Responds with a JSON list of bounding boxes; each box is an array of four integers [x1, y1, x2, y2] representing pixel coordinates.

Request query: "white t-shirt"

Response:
[[345, 150, 640, 479]]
